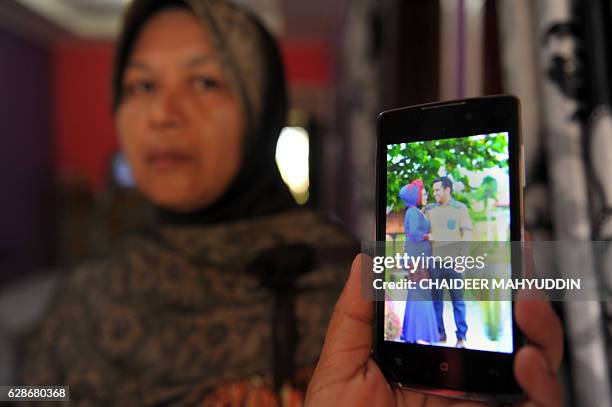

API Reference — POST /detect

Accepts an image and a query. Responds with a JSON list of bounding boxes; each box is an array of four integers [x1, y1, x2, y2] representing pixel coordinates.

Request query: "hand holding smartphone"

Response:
[[305, 96, 563, 407], [374, 96, 524, 402]]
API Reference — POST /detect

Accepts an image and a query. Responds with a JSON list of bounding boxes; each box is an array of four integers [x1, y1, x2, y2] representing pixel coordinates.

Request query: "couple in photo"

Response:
[[399, 176, 472, 348]]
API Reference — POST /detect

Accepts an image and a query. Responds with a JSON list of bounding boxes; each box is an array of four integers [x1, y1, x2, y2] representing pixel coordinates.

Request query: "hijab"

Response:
[[399, 179, 424, 208], [112, 0, 297, 225]]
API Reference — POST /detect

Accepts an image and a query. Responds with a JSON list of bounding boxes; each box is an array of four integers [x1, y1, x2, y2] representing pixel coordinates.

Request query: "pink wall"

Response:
[[53, 41, 117, 190], [281, 40, 330, 85]]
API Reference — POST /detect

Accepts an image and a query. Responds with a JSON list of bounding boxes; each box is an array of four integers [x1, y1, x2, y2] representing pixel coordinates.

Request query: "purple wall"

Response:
[[0, 27, 54, 282]]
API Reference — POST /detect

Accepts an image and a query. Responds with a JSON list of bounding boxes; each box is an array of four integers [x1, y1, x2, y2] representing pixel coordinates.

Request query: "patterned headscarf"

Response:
[[399, 179, 424, 207]]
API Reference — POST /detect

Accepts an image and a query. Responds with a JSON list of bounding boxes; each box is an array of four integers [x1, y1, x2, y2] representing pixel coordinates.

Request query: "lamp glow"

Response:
[[275, 126, 309, 204]]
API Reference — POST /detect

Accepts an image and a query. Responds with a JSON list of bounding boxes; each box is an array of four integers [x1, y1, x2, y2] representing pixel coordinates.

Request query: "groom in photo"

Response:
[[425, 176, 472, 348]]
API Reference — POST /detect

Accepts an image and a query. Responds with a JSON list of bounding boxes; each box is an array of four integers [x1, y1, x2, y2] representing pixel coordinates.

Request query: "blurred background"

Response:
[[0, 0, 611, 405]]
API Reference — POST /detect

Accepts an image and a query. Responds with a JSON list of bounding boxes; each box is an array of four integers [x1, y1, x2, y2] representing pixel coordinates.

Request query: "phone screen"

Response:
[[384, 131, 513, 354]]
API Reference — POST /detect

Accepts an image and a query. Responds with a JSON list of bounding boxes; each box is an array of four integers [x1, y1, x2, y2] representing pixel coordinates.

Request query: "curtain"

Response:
[[498, 0, 612, 405]]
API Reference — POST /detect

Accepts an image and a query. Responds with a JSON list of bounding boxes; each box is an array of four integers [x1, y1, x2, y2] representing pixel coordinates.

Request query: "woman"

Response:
[[398, 180, 439, 344], [19, 0, 357, 405]]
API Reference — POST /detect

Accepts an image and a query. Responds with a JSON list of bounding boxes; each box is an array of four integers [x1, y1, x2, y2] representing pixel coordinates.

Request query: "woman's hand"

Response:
[[305, 254, 564, 407]]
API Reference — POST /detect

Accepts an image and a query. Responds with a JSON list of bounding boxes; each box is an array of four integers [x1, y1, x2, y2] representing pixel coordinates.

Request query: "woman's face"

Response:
[[116, 9, 245, 212], [421, 188, 428, 206]]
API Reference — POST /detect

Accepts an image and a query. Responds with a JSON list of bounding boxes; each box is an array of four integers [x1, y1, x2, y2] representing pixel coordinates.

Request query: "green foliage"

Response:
[[481, 299, 502, 341], [387, 134, 508, 212], [472, 175, 498, 202]]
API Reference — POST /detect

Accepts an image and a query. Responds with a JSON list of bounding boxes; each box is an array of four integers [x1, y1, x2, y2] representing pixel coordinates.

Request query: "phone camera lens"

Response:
[[465, 113, 473, 120]]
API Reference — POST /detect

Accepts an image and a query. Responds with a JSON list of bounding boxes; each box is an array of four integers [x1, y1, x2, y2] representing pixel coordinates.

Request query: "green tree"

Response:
[[387, 134, 508, 211]]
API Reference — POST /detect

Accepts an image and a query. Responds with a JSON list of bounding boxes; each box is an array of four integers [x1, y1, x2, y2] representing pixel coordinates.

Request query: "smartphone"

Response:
[[373, 95, 524, 402]]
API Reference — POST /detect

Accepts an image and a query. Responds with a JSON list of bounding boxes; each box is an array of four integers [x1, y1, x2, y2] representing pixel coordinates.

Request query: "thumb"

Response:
[[318, 254, 373, 374]]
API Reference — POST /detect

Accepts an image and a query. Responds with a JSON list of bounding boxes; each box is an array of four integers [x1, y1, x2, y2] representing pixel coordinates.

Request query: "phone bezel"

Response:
[[374, 95, 524, 401]]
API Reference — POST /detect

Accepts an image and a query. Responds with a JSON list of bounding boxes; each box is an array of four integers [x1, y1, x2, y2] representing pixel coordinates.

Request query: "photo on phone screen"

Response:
[[383, 132, 513, 354]]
